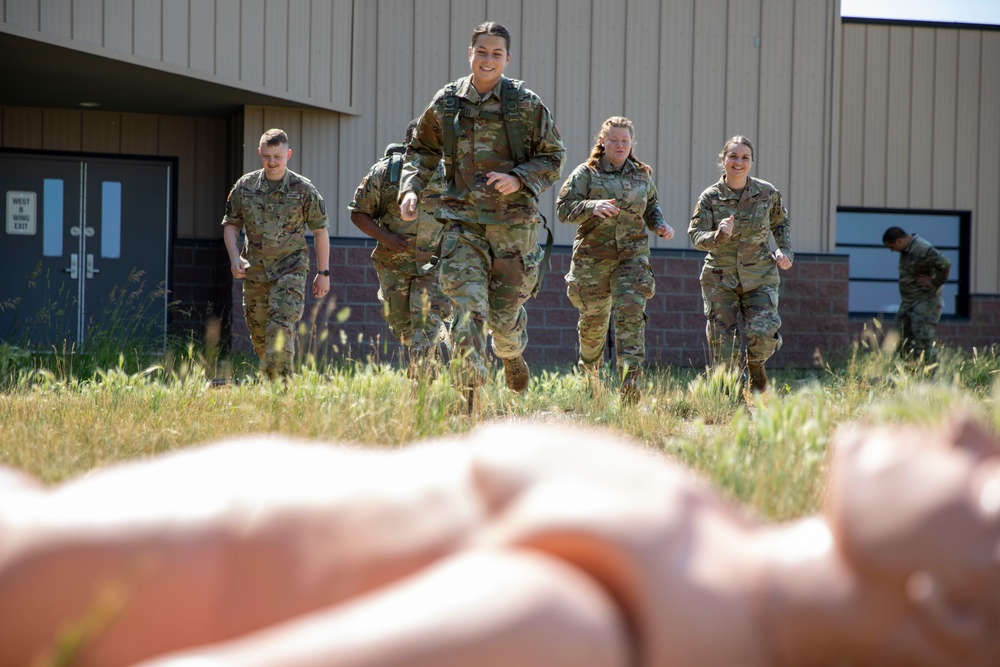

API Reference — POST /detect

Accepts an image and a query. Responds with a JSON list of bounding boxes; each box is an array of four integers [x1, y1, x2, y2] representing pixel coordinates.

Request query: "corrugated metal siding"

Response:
[[838, 22, 1000, 294], [1, 0, 355, 113]]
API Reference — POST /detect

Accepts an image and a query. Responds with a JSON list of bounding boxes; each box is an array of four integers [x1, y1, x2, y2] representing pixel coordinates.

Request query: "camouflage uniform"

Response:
[[348, 145, 451, 359], [400, 75, 565, 386], [222, 169, 328, 379], [895, 235, 951, 361], [556, 156, 666, 371], [688, 176, 792, 368]]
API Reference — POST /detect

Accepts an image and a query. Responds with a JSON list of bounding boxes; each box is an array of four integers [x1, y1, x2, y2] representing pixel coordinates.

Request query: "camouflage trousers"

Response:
[[372, 244, 452, 357], [701, 282, 781, 368], [897, 296, 943, 361], [243, 270, 306, 380], [566, 255, 655, 370], [438, 220, 542, 386]]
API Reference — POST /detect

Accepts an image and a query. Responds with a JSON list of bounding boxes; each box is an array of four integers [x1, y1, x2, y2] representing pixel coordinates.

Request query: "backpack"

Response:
[[375, 143, 406, 220], [437, 77, 554, 288], [440, 77, 529, 182]]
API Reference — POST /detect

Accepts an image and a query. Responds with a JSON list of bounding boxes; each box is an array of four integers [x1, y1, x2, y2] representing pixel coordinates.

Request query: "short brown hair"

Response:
[[260, 128, 289, 147], [471, 22, 511, 51]]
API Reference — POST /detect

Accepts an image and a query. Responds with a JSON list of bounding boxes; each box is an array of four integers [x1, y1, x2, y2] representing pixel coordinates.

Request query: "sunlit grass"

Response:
[[1, 338, 998, 522]]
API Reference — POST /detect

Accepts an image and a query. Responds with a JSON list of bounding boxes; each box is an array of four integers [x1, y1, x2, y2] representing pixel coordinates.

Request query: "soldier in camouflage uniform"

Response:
[[399, 21, 565, 400], [223, 129, 330, 381], [883, 226, 951, 362], [556, 117, 674, 404], [688, 136, 793, 392], [349, 120, 451, 378]]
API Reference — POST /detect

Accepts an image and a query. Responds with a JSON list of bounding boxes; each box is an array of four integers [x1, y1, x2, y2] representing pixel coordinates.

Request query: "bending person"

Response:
[[1, 416, 998, 666]]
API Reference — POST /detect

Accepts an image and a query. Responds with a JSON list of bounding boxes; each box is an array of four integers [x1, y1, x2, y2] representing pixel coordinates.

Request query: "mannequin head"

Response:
[[826, 414, 1000, 662]]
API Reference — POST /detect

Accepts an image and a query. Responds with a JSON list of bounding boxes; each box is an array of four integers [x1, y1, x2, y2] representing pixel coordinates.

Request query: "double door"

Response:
[[1, 152, 172, 352]]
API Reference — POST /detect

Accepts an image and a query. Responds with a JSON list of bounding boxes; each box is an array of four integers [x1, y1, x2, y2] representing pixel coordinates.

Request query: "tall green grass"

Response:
[[2, 334, 998, 521]]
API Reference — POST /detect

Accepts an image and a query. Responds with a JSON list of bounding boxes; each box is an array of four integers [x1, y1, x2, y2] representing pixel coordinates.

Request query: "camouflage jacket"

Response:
[[688, 176, 793, 290], [556, 156, 666, 260], [898, 234, 951, 303], [349, 143, 419, 237], [349, 144, 446, 271], [222, 168, 328, 282], [399, 75, 565, 225]]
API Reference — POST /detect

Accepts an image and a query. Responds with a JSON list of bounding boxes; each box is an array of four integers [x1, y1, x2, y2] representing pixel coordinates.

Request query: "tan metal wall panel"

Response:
[[82, 111, 122, 153], [159, 116, 198, 238], [908, 27, 934, 209], [72, 0, 103, 45], [552, 0, 593, 246], [977, 32, 1000, 293], [331, 0, 354, 110], [4, 0, 40, 30], [656, 0, 695, 243], [309, 0, 334, 103], [932, 30, 958, 210], [194, 118, 229, 238], [449, 2, 485, 80], [789, 1, 834, 250], [239, 0, 264, 86], [162, 1, 189, 68], [120, 113, 158, 155], [301, 109, 340, 234], [190, 2, 216, 73], [590, 0, 625, 131], [215, 0, 241, 82], [955, 32, 981, 212], [376, 0, 415, 152], [838, 23, 864, 206], [522, 0, 559, 242], [758, 0, 794, 211], [885, 26, 912, 207], [41, 109, 81, 151], [286, 1, 311, 98], [690, 0, 728, 211], [413, 0, 452, 111], [861, 25, 888, 208], [725, 0, 760, 143], [262, 0, 288, 87], [339, 0, 376, 238], [40, 0, 70, 37], [103, 0, 133, 54], [133, 0, 162, 61], [1, 106, 42, 148]]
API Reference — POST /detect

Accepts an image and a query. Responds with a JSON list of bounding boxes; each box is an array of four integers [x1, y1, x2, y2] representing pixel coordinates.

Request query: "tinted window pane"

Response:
[[43, 179, 64, 257], [838, 211, 960, 247], [101, 181, 122, 259]]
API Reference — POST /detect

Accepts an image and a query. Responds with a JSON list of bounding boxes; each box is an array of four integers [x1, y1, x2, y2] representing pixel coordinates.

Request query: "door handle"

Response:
[[64, 253, 79, 279], [86, 254, 101, 279]]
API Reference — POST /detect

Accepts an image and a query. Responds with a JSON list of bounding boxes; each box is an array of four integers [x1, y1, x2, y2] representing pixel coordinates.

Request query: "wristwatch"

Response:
[[319, 269, 330, 276]]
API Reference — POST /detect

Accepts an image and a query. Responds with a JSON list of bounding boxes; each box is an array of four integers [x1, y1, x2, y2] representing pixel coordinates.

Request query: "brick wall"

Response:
[[221, 241, 859, 369], [181, 239, 997, 368], [170, 240, 232, 344]]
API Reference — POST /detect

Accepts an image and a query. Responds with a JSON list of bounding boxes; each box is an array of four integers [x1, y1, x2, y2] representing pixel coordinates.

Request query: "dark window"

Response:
[[835, 208, 969, 317]]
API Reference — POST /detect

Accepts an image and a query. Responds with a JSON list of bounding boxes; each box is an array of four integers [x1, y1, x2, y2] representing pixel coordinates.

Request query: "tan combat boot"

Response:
[[502, 355, 530, 393], [747, 361, 768, 393], [620, 367, 641, 406]]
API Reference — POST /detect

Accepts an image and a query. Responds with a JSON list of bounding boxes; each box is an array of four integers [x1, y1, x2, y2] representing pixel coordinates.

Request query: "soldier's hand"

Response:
[[916, 275, 934, 289], [383, 234, 410, 254], [400, 193, 419, 221], [312, 274, 331, 299], [654, 223, 674, 240], [775, 250, 792, 270], [717, 215, 734, 237], [594, 199, 620, 219], [231, 260, 247, 280], [486, 172, 522, 196]]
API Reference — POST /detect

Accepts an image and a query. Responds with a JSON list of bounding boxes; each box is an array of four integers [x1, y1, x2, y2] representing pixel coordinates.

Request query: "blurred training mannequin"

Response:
[[1, 415, 998, 667]]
